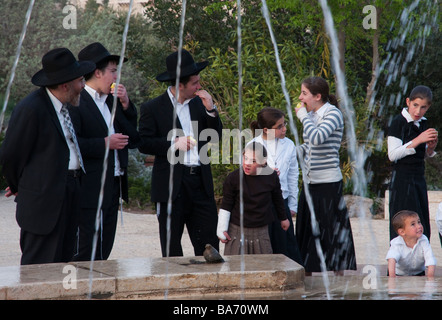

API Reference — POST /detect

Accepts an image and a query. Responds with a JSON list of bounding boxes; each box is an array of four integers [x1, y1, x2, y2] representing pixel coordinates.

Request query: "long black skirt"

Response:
[[269, 199, 303, 265], [296, 180, 357, 273], [389, 168, 430, 241]]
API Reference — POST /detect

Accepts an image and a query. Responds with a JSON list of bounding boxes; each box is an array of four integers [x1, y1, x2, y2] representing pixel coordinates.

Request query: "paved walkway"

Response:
[[1, 195, 442, 272]]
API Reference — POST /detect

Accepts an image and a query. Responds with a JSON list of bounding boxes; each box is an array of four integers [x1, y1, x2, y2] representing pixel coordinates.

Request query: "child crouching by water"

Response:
[[386, 210, 436, 277], [217, 142, 290, 255]]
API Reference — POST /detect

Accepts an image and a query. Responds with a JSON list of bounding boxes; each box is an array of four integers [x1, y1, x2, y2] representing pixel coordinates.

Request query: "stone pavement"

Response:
[[1, 195, 442, 271]]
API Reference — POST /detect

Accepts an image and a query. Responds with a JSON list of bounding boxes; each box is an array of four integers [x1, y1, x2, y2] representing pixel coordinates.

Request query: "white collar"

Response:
[[401, 108, 426, 124], [316, 102, 332, 118], [255, 133, 286, 146], [167, 86, 192, 106], [308, 102, 332, 120], [46, 87, 63, 112], [392, 234, 428, 249], [85, 84, 108, 104]]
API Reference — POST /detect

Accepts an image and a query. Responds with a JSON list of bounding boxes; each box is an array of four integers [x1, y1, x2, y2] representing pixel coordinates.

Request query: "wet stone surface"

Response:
[[0, 254, 304, 300]]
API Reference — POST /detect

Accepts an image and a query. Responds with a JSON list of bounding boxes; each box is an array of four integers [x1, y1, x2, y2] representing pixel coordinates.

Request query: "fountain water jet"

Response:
[[260, 0, 331, 300], [0, 0, 35, 133], [163, 0, 188, 300], [318, 0, 385, 298], [235, 0, 247, 299], [318, 0, 439, 298]]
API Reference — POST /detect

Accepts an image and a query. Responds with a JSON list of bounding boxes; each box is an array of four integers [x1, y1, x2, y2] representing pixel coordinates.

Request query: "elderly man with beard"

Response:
[[0, 48, 95, 265]]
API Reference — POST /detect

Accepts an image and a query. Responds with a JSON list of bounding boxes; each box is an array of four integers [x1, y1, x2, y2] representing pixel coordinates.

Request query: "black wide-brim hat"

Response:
[[31, 48, 95, 87], [156, 49, 208, 82], [78, 42, 128, 65]]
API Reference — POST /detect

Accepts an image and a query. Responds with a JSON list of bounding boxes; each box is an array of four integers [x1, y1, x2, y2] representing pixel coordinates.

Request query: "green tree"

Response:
[[0, 0, 150, 110], [0, 0, 154, 204]]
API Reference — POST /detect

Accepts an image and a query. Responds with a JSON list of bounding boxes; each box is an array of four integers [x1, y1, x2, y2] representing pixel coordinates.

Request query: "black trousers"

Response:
[[74, 176, 121, 261], [20, 174, 81, 265], [157, 169, 219, 257]]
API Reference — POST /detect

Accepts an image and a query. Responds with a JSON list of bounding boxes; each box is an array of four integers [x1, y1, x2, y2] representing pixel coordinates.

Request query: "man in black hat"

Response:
[[70, 42, 139, 261], [138, 49, 222, 257], [0, 48, 95, 265]]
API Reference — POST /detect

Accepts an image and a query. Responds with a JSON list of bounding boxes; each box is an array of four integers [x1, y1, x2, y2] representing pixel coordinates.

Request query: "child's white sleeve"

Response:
[[287, 146, 299, 213], [217, 209, 231, 240], [385, 247, 399, 262], [385, 239, 400, 262], [387, 136, 416, 162], [423, 239, 437, 267]]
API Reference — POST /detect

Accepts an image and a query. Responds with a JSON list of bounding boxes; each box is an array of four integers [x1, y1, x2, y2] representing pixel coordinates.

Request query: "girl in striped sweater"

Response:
[[294, 76, 356, 275]]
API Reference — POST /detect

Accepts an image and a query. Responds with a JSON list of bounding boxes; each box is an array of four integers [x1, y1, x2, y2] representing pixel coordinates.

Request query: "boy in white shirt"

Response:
[[386, 210, 436, 277]]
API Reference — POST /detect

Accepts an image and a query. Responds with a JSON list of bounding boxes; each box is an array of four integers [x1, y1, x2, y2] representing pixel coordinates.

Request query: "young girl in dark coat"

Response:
[[250, 107, 302, 264], [216, 142, 290, 255], [387, 85, 438, 243]]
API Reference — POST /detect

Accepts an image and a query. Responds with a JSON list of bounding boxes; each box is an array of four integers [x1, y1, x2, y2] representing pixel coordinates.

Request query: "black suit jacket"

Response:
[[0, 88, 71, 235], [68, 89, 139, 209], [138, 91, 222, 203]]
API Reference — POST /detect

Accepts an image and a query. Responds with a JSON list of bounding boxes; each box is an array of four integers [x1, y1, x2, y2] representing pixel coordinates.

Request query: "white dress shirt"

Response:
[[167, 87, 200, 166], [386, 234, 436, 276], [84, 85, 123, 176], [250, 134, 299, 212]]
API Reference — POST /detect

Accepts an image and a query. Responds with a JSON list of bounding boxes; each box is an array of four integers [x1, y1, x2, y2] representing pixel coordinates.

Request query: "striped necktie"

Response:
[[60, 105, 85, 173]]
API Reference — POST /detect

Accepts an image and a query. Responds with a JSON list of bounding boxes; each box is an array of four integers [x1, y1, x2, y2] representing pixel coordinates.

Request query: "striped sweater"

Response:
[[296, 102, 343, 184]]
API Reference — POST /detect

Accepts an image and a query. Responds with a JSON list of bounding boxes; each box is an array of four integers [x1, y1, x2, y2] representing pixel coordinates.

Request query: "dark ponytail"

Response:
[[328, 94, 339, 108], [250, 120, 260, 136]]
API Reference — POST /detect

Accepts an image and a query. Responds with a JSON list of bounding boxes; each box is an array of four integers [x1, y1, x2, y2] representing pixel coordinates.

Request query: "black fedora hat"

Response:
[[78, 42, 128, 65], [156, 49, 208, 82], [31, 48, 95, 87]]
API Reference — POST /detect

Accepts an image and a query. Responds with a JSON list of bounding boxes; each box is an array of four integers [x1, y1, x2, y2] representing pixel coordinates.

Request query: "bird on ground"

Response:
[[203, 244, 225, 263]]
